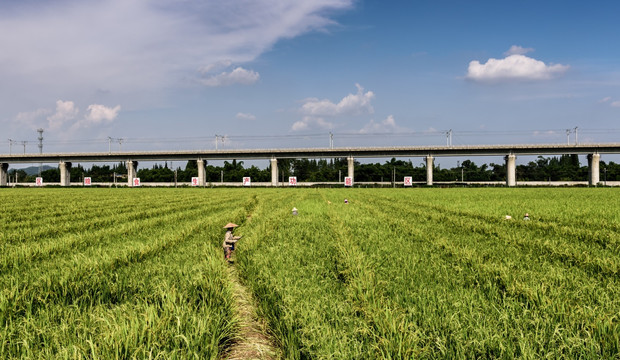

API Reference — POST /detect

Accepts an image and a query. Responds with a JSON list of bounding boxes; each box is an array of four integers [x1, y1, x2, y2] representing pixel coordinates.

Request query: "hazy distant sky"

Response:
[[2, 0, 620, 155]]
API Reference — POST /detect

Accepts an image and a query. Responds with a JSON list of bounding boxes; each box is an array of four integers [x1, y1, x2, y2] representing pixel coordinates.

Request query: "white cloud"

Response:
[[13, 101, 120, 134], [47, 100, 79, 130], [466, 54, 569, 82], [0, 0, 353, 112], [292, 116, 334, 131], [201, 67, 260, 87], [15, 108, 52, 129], [236, 112, 256, 120], [599, 97, 620, 107], [200, 60, 234, 74], [292, 84, 375, 131], [533, 130, 558, 137], [504, 45, 534, 56], [301, 84, 375, 116], [83, 104, 121, 125], [359, 115, 401, 133]]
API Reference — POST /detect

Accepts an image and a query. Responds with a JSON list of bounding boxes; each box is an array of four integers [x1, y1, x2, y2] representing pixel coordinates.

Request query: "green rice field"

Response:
[[0, 188, 618, 359]]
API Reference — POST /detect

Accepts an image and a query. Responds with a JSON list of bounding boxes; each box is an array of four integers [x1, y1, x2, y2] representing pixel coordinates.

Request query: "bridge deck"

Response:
[[2, 143, 620, 163]]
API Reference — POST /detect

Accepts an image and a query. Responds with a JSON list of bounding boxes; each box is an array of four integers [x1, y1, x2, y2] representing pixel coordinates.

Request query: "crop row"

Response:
[[0, 189, 251, 358], [237, 188, 619, 359], [1, 188, 617, 358]]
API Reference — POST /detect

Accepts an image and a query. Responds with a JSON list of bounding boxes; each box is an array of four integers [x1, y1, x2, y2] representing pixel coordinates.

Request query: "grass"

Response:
[[0, 188, 618, 359]]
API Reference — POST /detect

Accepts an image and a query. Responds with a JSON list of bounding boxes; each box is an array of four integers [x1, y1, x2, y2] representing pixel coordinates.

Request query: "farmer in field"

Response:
[[223, 223, 242, 260]]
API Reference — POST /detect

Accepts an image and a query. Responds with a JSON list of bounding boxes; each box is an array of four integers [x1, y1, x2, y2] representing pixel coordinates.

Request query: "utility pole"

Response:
[[329, 132, 334, 149], [37, 128, 44, 176], [574, 127, 578, 145], [392, 167, 396, 188], [108, 137, 112, 153], [21, 141, 27, 154], [446, 129, 452, 146], [118, 138, 124, 152], [566, 129, 571, 145], [8, 139, 14, 155], [214, 135, 226, 150]]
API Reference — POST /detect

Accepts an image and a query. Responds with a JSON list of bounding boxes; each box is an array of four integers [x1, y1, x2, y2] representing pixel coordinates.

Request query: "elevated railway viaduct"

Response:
[[1, 143, 619, 187]]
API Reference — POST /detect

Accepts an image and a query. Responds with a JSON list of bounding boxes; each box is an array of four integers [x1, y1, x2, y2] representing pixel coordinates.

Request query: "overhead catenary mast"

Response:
[[37, 128, 44, 176]]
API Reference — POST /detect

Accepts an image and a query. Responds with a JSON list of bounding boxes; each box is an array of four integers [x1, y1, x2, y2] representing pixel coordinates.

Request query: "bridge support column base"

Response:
[[588, 153, 600, 186], [347, 156, 355, 184], [197, 159, 206, 186], [505, 154, 516, 187], [425, 156, 434, 186], [270, 158, 278, 187], [127, 161, 138, 186], [0, 163, 8, 186], [59, 162, 72, 186]]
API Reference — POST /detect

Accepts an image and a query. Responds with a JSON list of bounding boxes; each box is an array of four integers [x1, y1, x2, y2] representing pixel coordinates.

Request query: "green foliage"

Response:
[[13, 155, 619, 183], [237, 188, 619, 358], [1, 188, 618, 358], [0, 189, 245, 358]]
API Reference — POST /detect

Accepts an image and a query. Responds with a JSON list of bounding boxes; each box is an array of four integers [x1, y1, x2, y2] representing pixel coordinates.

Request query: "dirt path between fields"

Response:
[[223, 264, 279, 360]]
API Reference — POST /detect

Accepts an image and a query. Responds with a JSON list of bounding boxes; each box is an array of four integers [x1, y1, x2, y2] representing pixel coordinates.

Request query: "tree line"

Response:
[[8, 155, 620, 184]]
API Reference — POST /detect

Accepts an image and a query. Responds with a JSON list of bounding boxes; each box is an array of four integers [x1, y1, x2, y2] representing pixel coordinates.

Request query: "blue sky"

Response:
[[2, 0, 619, 163]]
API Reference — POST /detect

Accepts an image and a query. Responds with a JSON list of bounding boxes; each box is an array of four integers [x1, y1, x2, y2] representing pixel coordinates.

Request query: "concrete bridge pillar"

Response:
[[505, 154, 516, 187], [270, 157, 278, 186], [0, 163, 8, 186], [59, 162, 72, 186], [127, 161, 138, 186], [197, 159, 206, 186], [425, 155, 434, 186], [588, 153, 600, 186], [347, 156, 355, 184]]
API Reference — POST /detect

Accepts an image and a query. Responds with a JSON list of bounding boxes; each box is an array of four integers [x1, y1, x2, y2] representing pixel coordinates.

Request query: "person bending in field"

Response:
[[223, 223, 242, 261]]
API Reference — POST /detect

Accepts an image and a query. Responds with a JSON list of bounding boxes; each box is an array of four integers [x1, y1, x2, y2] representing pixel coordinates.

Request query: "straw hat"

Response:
[[223, 223, 239, 229]]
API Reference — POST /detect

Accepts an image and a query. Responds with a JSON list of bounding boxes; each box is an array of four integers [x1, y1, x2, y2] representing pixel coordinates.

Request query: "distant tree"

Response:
[[41, 168, 60, 182]]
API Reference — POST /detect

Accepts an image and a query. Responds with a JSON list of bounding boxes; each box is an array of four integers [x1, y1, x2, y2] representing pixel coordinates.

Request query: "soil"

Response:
[[222, 264, 279, 360]]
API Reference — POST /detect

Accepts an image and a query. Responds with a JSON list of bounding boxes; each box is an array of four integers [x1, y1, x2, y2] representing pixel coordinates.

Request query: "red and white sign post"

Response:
[[84, 177, 92, 186], [288, 176, 297, 186], [191, 177, 199, 186], [133, 178, 141, 187], [243, 177, 251, 187], [404, 176, 412, 187], [35, 177, 43, 186], [344, 176, 353, 187]]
